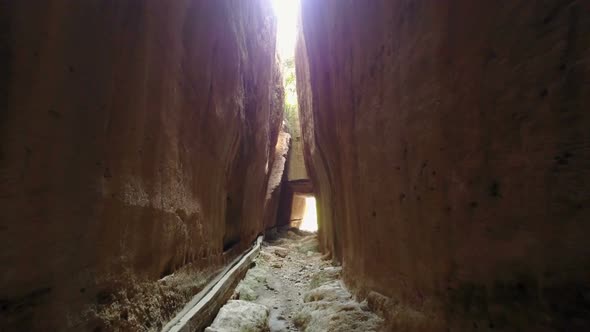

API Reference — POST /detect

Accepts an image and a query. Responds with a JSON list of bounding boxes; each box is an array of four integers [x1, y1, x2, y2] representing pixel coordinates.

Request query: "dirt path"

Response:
[[206, 228, 384, 332], [248, 229, 326, 331]]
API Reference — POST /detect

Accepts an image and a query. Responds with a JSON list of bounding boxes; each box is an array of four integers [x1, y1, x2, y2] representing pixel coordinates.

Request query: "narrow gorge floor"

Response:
[[205, 229, 384, 332]]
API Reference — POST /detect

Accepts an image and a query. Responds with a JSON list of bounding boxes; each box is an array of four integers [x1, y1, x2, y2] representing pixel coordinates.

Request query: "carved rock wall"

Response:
[[0, 1, 280, 330], [297, 1, 590, 330]]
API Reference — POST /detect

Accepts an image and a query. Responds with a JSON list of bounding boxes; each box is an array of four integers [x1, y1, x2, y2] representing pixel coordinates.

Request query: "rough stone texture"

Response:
[[230, 228, 376, 332], [295, 283, 383, 332], [205, 300, 269, 332], [286, 126, 309, 181], [289, 194, 307, 228], [0, 1, 281, 331], [263, 131, 290, 230], [268, 55, 286, 172], [297, 1, 590, 331], [276, 180, 314, 228], [294, 272, 383, 332]]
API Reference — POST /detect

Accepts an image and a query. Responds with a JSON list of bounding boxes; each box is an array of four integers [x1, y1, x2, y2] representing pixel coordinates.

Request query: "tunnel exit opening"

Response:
[[271, 0, 317, 234], [289, 193, 318, 232], [300, 196, 318, 232]]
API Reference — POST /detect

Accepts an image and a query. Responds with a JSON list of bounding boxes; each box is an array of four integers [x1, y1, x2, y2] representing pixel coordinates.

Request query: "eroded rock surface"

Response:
[[205, 300, 270, 332], [297, 0, 590, 331], [295, 280, 383, 332], [210, 229, 383, 332], [0, 1, 283, 330]]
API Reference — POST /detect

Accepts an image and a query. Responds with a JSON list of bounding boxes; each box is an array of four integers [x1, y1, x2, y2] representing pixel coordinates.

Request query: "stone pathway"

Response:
[[206, 228, 384, 332]]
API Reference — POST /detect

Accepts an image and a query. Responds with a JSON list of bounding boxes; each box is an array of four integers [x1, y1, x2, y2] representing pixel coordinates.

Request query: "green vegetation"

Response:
[[282, 57, 299, 137]]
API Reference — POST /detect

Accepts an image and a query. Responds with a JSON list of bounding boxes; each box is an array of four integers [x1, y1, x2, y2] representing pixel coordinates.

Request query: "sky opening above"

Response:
[[271, 0, 300, 59]]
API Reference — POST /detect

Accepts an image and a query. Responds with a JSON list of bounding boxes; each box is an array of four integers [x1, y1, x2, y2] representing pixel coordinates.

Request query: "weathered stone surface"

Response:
[[205, 300, 269, 332], [297, 0, 590, 330], [272, 247, 289, 258], [275, 179, 314, 228], [295, 280, 383, 332], [287, 194, 306, 228], [234, 265, 269, 302], [0, 1, 281, 330], [286, 127, 309, 182], [263, 131, 290, 230]]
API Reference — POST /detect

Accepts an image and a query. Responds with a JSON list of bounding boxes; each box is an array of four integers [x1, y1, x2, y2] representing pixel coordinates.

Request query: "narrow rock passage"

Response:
[[206, 228, 383, 332]]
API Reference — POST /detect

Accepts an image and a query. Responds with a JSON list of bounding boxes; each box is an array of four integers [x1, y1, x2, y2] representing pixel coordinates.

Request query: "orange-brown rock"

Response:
[[0, 1, 281, 330], [297, 1, 590, 331], [263, 131, 290, 230]]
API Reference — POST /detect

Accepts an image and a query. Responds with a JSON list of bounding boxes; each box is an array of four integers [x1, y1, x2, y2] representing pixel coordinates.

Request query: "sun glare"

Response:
[[300, 196, 318, 232], [271, 0, 300, 59]]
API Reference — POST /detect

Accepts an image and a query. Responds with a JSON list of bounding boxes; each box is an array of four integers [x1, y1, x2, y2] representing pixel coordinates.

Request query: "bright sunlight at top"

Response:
[[271, 0, 300, 59]]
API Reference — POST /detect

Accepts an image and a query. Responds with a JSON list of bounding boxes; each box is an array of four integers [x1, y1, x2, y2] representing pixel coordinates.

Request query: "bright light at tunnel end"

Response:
[[271, 0, 300, 59], [271, 0, 315, 232], [300, 196, 318, 232]]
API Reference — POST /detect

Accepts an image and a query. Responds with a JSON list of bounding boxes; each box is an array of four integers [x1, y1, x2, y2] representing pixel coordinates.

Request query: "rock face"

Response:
[[295, 280, 383, 332], [297, 1, 590, 331], [263, 131, 290, 230], [286, 120, 309, 181], [205, 300, 269, 332], [0, 1, 282, 330]]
